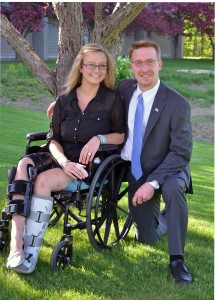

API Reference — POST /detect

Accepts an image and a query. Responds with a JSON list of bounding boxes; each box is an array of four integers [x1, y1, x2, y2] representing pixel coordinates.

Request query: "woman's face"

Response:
[[80, 51, 107, 85]]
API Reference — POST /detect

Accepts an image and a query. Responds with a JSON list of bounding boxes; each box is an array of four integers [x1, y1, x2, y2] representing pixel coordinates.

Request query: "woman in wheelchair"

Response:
[[6, 43, 125, 274]]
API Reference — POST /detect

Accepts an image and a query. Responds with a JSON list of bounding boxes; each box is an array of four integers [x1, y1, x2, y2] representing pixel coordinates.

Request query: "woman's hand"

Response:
[[79, 136, 100, 165], [62, 161, 88, 180]]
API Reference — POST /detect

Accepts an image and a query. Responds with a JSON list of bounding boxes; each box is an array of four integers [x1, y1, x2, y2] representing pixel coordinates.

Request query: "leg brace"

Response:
[[6, 152, 52, 218], [6, 165, 36, 218]]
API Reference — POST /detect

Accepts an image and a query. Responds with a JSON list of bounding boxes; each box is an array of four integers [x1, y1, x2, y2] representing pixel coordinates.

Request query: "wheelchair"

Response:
[[0, 132, 133, 271]]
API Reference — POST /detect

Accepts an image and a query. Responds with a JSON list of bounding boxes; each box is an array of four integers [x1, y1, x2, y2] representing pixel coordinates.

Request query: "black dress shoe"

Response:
[[169, 259, 193, 285]]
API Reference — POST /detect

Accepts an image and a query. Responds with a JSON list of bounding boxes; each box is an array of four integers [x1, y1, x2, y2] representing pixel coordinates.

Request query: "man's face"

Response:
[[130, 47, 163, 92]]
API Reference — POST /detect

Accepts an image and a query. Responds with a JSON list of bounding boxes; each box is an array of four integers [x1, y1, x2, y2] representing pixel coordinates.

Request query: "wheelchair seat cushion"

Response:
[[64, 178, 109, 192], [63, 180, 90, 192]]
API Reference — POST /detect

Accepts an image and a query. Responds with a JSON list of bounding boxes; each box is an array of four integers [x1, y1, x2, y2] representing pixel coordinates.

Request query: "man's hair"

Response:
[[128, 40, 161, 60]]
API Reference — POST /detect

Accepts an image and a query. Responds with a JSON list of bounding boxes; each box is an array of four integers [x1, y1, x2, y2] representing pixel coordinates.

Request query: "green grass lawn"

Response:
[[0, 103, 214, 299], [0, 57, 214, 300], [160, 59, 214, 106]]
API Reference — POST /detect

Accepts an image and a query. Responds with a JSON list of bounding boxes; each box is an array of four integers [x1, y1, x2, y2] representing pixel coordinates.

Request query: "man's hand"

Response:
[[132, 183, 155, 206], [47, 101, 56, 119]]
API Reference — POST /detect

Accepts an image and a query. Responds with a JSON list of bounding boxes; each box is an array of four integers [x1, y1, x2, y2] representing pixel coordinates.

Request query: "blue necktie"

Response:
[[131, 93, 144, 180]]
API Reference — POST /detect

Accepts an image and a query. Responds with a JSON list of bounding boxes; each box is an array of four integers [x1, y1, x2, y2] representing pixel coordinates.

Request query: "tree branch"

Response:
[[90, 2, 146, 55], [105, 2, 146, 43], [95, 3, 103, 27]]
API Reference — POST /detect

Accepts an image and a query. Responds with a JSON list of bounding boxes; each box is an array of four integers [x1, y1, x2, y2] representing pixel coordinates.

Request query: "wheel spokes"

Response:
[[86, 156, 131, 251]]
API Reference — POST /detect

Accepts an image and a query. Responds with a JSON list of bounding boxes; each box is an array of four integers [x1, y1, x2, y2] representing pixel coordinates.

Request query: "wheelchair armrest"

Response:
[[25, 132, 48, 155], [98, 144, 120, 152], [26, 132, 48, 142]]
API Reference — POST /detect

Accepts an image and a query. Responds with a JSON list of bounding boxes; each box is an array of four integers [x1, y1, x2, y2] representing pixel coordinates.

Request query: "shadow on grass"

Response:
[[0, 216, 213, 300]]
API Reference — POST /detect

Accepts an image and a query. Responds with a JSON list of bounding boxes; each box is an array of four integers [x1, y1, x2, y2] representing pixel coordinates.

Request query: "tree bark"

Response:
[[53, 3, 83, 96], [90, 2, 146, 56], [0, 14, 57, 96]]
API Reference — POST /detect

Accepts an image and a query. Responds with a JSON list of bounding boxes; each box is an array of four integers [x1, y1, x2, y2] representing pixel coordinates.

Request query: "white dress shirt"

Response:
[[121, 79, 161, 189]]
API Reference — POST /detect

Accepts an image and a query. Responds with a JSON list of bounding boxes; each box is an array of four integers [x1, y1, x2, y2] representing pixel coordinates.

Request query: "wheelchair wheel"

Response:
[[50, 240, 73, 271], [0, 228, 10, 252], [86, 154, 132, 252]]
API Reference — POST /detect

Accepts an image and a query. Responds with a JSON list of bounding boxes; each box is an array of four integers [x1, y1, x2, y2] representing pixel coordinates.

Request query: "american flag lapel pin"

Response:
[[155, 108, 159, 112]]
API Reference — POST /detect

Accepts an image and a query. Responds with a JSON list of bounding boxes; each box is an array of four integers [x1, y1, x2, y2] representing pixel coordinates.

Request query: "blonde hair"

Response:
[[128, 40, 161, 60], [64, 43, 115, 94]]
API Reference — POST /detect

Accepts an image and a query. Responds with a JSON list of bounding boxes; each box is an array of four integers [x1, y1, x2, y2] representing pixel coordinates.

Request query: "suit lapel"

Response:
[[143, 82, 167, 145]]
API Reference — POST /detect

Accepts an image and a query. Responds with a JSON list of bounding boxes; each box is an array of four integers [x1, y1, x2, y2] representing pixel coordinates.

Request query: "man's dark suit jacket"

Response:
[[117, 79, 193, 193]]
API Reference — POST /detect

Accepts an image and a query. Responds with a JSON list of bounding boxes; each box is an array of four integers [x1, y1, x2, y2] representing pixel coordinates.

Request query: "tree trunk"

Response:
[[53, 3, 83, 96], [173, 35, 179, 59], [208, 34, 215, 60]]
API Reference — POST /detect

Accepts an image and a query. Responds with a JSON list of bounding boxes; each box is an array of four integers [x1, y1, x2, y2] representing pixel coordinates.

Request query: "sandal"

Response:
[[6, 252, 38, 274]]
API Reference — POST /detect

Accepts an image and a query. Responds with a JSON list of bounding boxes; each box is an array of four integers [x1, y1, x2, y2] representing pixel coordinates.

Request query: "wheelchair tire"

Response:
[[50, 240, 73, 271], [86, 154, 132, 252]]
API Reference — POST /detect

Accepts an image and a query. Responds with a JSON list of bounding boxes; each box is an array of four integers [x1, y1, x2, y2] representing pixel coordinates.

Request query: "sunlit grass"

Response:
[[0, 104, 214, 299]]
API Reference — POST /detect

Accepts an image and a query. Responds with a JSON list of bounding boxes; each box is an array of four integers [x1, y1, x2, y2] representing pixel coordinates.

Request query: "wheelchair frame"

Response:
[[0, 132, 133, 271]]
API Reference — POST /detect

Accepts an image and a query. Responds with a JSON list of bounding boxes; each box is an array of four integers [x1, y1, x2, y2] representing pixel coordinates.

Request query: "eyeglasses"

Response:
[[82, 63, 108, 70], [131, 60, 158, 68]]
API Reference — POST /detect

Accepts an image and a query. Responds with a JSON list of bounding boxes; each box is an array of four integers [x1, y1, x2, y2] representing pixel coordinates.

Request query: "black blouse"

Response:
[[49, 84, 125, 162]]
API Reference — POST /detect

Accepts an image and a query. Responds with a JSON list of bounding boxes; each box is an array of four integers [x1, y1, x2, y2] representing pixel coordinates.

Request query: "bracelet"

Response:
[[97, 134, 106, 144]]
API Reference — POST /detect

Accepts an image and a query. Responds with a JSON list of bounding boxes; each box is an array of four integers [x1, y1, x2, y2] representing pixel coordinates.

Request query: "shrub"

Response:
[[115, 56, 133, 86]]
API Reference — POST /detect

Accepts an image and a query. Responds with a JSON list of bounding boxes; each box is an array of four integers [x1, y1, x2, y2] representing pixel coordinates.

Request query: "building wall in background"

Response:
[[0, 18, 183, 61]]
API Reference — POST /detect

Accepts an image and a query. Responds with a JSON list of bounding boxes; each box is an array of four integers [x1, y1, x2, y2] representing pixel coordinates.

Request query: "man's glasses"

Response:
[[131, 60, 158, 68], [82, 63, 108, 70]]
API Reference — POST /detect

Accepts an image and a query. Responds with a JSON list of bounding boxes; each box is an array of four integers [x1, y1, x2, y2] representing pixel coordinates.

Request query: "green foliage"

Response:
[[184, 25, 214, 59], [115, 56, 133, 86]]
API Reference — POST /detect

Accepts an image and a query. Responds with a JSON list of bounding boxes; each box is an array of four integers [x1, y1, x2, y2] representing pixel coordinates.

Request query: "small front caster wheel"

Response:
[[50, 240, 73, 271]]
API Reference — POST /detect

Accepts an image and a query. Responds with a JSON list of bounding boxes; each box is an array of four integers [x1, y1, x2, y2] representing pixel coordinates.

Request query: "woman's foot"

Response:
[[6, 251, 25, 268], [6, 237, 24, 268]]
